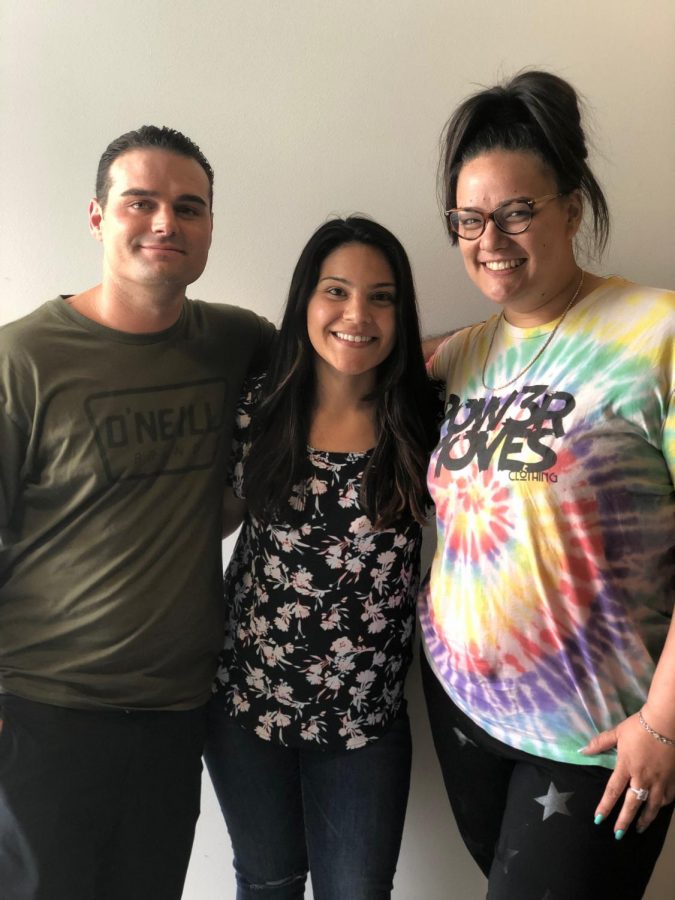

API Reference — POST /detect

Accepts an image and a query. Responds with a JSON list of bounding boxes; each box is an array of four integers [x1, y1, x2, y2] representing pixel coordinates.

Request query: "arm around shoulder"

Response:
[[422, 333, 451, 364], [422, 325, 472, 369]]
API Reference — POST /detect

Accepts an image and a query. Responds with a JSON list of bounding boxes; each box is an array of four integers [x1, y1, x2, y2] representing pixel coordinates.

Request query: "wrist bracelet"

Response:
[[638, 709, 675, 747]]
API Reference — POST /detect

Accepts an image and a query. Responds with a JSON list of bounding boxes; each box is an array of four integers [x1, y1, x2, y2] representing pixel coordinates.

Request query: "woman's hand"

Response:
[[580, 712, 675, 837]]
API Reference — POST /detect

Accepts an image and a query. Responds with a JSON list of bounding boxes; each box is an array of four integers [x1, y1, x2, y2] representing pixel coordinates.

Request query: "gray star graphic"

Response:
[[452, 726, 477, 748], [534, 782, 574, 821]]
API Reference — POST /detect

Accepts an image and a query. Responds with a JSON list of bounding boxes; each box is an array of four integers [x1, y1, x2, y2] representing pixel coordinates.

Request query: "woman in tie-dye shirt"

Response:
[[421, 70, 674, 899]]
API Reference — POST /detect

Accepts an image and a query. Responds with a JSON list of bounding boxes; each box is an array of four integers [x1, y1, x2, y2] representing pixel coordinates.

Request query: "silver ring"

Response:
[[628, 786, 649, 802]]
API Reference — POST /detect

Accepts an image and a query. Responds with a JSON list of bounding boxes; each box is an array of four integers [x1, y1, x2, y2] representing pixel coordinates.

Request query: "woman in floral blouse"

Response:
[[205, 217, 439, 899]]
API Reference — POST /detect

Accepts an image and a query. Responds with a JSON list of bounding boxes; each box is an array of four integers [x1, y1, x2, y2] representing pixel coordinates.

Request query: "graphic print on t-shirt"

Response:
[[434, 384, 575, 477], [85, 378, 228, 480]]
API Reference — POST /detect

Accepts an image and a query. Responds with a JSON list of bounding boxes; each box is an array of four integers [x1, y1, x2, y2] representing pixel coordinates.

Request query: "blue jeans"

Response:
[[204, 702, 412, 900]]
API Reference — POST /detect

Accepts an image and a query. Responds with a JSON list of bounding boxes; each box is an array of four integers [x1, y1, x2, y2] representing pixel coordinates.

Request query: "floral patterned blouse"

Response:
[[212, 377, 425, 751]]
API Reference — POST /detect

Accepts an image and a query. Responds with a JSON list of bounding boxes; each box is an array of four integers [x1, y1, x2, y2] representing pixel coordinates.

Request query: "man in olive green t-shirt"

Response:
[[0, 126, 274, 900]]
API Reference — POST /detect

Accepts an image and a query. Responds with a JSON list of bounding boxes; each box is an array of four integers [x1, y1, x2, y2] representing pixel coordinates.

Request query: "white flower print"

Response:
[[273, 682, 295, 705], [330, 636, 354, 655], [354, 534, 376, 556], [216, 375, 424, 751], [377, 550, 397, 567], [338, 714, 368, 750], [274, 604, 294, 632], [338, 480, 360, 508], [291, 568, 315, 594], [250, 615, 269, 637], [263, 555, 283, 581], [320, 607, 342, 630], [400, 615, 414, 644], [271, 527, 307, 554], [300, 720, 322, 743], [245, 667, 267, 692], [274, 710, 291, 728], [214, 663, 230, 688], [231, 691, 251, 713], [344, 556, 366, 576], [371, 568, 388, 593], [241, 571, 254, 590], [387, 591, 403, 608], [349, 683, 371, 710], [305, 662, 324, 686], [262, 643, 288, 667], [335, 656, 356, 674], [324, 545, 344, 569], [361, 599, 388, 634], [233, 460, 245, 488], [309, 476, 328, 496], [324, 675, 342, 693], [255, 712, 275, 741], [349, 515, 373, 536], [309, 454, 334, 472]]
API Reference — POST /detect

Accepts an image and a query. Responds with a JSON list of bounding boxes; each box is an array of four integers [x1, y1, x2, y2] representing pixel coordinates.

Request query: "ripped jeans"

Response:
[[204, 703, 411, 900]]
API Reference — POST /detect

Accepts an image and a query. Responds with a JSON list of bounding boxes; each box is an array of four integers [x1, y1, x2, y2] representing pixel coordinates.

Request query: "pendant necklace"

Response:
[[481, 269, 585, 392]]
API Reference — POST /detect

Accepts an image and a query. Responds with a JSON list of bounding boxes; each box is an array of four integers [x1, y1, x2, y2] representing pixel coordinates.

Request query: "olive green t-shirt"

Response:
[[0, 297, 274, 710]]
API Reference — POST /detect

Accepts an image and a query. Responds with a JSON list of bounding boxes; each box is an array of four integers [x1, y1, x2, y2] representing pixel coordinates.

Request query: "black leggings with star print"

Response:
[[421, 654, 674, 900]]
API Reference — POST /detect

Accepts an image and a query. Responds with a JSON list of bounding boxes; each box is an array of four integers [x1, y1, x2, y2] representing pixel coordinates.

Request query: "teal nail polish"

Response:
[[594, 814, 604, 825], [615, 829, 625, 841]]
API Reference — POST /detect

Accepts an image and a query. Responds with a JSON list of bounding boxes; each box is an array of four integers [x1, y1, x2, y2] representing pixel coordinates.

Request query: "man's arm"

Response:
[[422, 334, 451, 362], [422, 325, 470, 364], [222, 486, 247, 539], [0, 370, 31, 738]]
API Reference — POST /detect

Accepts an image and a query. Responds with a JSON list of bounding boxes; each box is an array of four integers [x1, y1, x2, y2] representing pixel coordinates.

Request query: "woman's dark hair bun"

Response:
[[440, 69, 609, 256]]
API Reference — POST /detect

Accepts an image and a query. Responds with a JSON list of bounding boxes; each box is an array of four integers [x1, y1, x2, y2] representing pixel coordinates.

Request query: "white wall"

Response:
[[1, 1, 673, 897]]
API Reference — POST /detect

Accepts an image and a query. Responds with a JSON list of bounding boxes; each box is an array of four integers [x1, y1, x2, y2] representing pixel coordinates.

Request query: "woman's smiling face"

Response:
[[456, 149, 582, 324], [307, 242, 397, 388]]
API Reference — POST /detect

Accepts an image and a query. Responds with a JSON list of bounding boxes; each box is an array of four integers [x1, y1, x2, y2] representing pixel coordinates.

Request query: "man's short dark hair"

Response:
[[95, 125, 214, 208]]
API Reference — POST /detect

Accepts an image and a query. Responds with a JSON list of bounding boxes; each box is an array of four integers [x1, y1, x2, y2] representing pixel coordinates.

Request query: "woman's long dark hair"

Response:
[[244, 216, 438, 528]]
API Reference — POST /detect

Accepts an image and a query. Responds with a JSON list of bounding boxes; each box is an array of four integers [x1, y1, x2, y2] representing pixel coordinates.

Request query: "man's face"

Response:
[[89, 148, 213, 294]]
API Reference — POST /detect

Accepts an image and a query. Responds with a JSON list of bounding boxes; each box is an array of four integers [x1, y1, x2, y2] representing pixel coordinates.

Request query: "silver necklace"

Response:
[[481, 269, 585, 391]]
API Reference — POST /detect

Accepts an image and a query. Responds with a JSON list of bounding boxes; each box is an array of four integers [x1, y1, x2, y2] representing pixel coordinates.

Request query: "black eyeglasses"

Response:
[[445, 193, 564, 240]]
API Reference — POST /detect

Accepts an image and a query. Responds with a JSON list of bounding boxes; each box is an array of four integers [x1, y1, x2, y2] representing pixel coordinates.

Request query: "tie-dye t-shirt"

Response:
[[420, 277, 675, 768]]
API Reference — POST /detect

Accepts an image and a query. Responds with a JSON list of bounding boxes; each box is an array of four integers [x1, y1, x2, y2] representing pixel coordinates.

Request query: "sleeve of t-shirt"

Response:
[[0, 401, 28, 553], [426, 335, 453, 381], [247, 317, 277, 374], [660, 293, 675, 484], [0, 331, 34, 555], [426, 325, 472, 382], [226, 374, 265, 498], [664, 388, 675, 485]]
